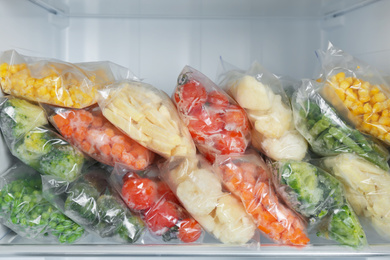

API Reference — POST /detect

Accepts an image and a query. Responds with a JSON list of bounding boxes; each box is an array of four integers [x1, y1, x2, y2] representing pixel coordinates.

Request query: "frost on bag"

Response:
[[320, 153, 390, 241], [110, 164, 203, 243], [0, 163, 85, 243], [272, 160, 367, 248], [42, 167, 145, 243], [218, 60, 307, 161], [316, 42, 390, 146], [44, 104, 154, 170], [292, 79, 390, 171], [97, 80, 196, 159], [213, 151, 309, 245], [173, 66, 251, 163], [0, 50, 135, 108], [0, 97, 92, 181], [159, 155, 257, 245]]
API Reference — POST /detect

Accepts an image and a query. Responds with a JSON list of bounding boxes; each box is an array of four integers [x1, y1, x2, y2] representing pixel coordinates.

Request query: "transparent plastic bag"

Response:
[[109, 163, 204, 244], [97, 80, 196, 159], [292, 79, 390, 170], [0, 49, 136, 108], [0, 163, 85, 243], [0, 97, 92, 181], [213, 151, 309, 246], [217, 60, 307, 161], [316, 42, 390, 145], [42, 167, 145, 243], [158, 155, 258, 245], [320, 153, 390, 241], [173, 65, 251, 163], [272, 160, 367, 248], [43, 104, 155, 170]]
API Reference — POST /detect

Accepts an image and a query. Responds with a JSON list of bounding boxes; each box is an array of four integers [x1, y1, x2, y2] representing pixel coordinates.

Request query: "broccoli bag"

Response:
[[42, 167, 145, 243], [0, 49, 136, 108], [43, 104, 154, 170], [110, 163, 204, 244], [158, 155, 257, 245], [97, 79, 196, 159], [0, 163, 85, 243], [272, 160, 367, 247], [292, 79, 390, 170], [316, 42, 390, 146], [320, 153, 390, 241], [213, 151, 309, 246], [0, 97, 92, 182], [217, 60, 307, 161], [173, 66, 251, 163]]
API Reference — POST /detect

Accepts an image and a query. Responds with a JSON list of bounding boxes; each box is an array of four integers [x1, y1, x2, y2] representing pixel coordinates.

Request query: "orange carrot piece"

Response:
[[104, 128, 115, 138], [100, 144, 111, 156], [112, 143, 125, 157], [53, 114, 70, 129]]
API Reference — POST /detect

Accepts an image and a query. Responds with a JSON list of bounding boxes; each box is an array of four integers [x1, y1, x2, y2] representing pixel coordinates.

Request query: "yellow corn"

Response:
[[335, 72, 345, 81]]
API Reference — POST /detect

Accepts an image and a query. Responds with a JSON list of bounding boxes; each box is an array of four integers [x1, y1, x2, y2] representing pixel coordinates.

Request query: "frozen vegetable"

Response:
[[214, 152, 309, 245], [218, 61, 307, 161], [173, 66, 251, 163], [273, 160, 366, 247], [292, 79, 389, 170], [98, 80, 195, 159], [0, 163, 85, 243], [321, 153, 390, 240], [47, 105, 154, 170], [159, 156, 257, 245]]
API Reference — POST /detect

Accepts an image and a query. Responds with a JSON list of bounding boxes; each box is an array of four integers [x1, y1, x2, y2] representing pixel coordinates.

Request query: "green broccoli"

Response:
[[117, 213, 144, 243]]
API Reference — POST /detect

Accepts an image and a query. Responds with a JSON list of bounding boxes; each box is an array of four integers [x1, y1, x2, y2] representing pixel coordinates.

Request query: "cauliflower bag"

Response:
[[109, 163, 203, 243], [0, 163, 85, 243], [44, 105, 154, 170], [0, 50, 136, 108], [317, 42, 390, 145], [320, 153, 390, 241], [0, 97, 92, 181], [159, 155, 257, 245], [214, 151, 309, 245], [173, 66, 251, 163], [218, 61, 307, 161], [272, 160, 367, 247], [292, 79, 389, 171], [97, 80, 195, 159], [42, 167, 145, 243]]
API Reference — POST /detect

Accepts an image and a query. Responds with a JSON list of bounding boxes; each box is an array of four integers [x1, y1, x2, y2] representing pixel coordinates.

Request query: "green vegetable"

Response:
[[276, 160, 366, 247]]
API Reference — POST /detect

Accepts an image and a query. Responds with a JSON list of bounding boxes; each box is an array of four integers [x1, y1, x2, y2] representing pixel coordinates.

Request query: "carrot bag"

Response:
[[0, 49, 136, 108], [316, 42, 390, 146], [158, 155, 258, 245], [0, 163, 86, 243], [43, 105, 154, 171], [173, 66, 251, 163], [109, 163, 204, 244], [213, 151, 309, 246], [217, 60, 307, 161], [0, 96, 93, 182], [41, 166, 145, 243], [97, 79, 196, 159]]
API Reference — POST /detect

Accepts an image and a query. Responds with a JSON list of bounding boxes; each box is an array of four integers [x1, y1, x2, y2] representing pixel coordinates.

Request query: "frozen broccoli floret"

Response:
[[117, 213, 144, 243], [97, 194, 125, 237], [0, 98, 47, 140], [39, 144, 85, 181]]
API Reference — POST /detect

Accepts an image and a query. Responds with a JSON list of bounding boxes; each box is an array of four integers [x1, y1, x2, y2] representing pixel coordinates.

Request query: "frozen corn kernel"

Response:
[[363, 103, 373, 114], [335, 88, 346, 101], [340, 80, 351, 90], [358, 89, 370, 102], [373, 93, 387, 103], [335, 72, 345, 81]]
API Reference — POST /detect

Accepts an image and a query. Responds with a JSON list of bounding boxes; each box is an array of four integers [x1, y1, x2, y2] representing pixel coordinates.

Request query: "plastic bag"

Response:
[[292, 79, 390, 170], [173, 65, 251, 163], [272, 160, 367, 248], [0, 50, 136, 108], [217, 60, 307, 161], [110, 164, 204, 243], [320, 153, 390, 241], [316, 42, 390, 145], [213, 151, 309, 245], [44, 104, 154, 170], [158, 155, 257, 245], [42, 167, 145, 243], [0, 97, 92, 181], [97, 80, 196, 159], [0, 163, 85, 243]]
